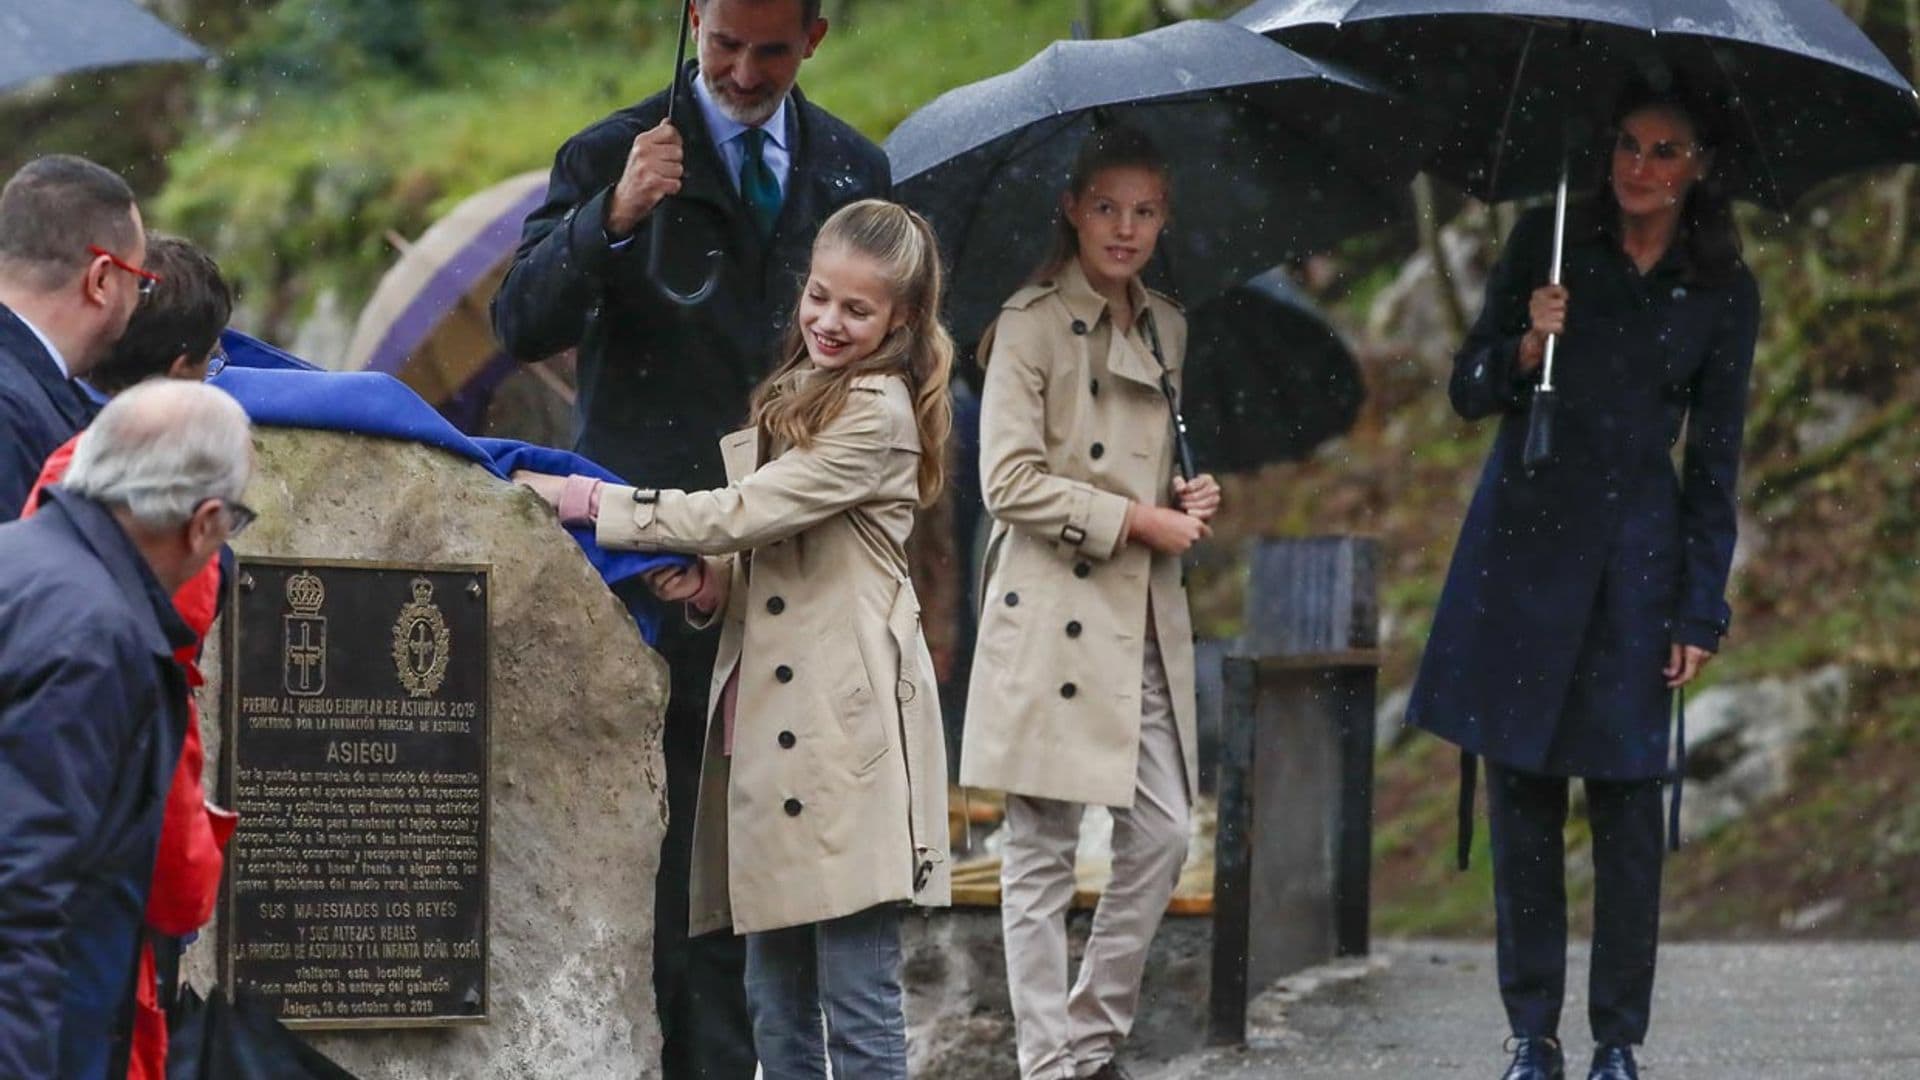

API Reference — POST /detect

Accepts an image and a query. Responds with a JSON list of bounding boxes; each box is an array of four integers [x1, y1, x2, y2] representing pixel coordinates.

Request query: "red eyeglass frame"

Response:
[[87, 245, 163, 295]]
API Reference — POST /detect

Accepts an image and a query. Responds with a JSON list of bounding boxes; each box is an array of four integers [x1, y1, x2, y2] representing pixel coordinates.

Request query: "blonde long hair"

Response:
[[749, 199, 955, 506]]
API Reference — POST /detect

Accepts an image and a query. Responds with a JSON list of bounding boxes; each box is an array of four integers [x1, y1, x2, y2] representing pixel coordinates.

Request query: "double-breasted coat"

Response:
[[1408, 204, 1760, 780], [597, 373, 950, 936], [961, 259, 1200, 809]]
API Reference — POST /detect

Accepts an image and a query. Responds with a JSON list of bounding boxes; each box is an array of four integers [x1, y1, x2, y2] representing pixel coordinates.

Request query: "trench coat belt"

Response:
[[1454, 688, 1689, 871], [886, 582, 944, 891]]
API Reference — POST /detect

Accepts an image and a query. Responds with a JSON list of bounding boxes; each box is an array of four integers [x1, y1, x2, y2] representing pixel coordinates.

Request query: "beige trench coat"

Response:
[[960, 259, 1201, 809], [597, 373, 951, 936]]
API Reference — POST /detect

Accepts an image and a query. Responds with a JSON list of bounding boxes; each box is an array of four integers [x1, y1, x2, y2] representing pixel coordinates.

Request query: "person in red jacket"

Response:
[[22, 235, 235, 1080]]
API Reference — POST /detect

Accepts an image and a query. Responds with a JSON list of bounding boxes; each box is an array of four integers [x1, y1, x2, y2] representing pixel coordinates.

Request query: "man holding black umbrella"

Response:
[[491, 2, 888, 1074]]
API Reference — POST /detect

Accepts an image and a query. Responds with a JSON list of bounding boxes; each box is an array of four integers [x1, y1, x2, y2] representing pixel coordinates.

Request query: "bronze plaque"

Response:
[[221, 558, 490, 1028]]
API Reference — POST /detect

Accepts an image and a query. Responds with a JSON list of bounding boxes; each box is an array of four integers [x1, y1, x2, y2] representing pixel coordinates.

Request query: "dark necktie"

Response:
[[739, 127, 782, 239]]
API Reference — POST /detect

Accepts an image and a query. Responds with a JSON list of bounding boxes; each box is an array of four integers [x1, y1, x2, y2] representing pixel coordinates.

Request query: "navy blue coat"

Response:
[[492, 65, 891, 493], [0, 488, 193, 1079], [1407, 205, 1759, 781], [0, 306, 95, 521]]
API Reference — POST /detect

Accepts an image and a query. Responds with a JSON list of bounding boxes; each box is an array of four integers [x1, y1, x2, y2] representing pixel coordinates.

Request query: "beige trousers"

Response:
[[999, 633, 1191, 1079]]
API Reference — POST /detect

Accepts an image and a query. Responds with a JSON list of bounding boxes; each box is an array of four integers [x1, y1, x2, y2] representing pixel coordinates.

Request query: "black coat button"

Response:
[[1066, 621, 1082, 638], [1090, 442, 1105, 459], [784, 798, 803, 816], [1071, 319, 1089, 336], [1074, 561, 1091, 579], [1005, 591, 1019, 607], [778, 731, 796, 749], [1090, 378, 1101, 397], [766, 596, 786, 614], [1060, 683, 1078, 699], [775, 665, 794, 683]]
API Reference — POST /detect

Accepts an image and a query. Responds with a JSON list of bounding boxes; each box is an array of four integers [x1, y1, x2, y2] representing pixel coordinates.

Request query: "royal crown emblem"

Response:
[[392, 577, 451, 698], [282, 570, 328, 697]]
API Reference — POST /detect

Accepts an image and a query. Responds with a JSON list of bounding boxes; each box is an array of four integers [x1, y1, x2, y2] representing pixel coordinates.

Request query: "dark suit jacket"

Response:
[[0, 306, 94, 520], [0, 487, 193, 1079], [1408, 204, 1759, 780], [492, 65, 892, 493]]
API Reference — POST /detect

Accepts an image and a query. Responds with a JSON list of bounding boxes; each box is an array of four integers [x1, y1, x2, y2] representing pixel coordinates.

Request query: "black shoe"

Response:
[[1501, 1035, 1565, 1080], [1085, 1062, 1134, 1080], [1587, 1044, 1639, 1080]]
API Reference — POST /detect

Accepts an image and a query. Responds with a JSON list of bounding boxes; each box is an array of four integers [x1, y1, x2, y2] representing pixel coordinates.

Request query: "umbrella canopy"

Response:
[[1234, 0, 1920, 209], [0, 0, 206, 94], [342, 170, 549, 423], [886, 18, 1431, 345], [1184, 267, 1364, 473]]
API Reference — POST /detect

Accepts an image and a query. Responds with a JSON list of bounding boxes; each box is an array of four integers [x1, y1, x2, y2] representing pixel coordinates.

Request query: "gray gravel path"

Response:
[[1155, 940, 1920, 1079]]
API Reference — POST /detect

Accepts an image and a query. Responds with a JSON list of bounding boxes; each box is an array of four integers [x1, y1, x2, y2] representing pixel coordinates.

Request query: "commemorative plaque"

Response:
[[222, 558, 490, 1028]]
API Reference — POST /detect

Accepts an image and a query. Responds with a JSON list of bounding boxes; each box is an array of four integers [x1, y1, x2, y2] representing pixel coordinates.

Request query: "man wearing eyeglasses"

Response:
[[0, 380, 254, 1080], [0, 155, 152, 520]]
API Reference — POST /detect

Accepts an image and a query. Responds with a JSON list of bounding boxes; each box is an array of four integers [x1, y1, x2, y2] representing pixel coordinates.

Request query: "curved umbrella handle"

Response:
[[647, 0, 721, 308]]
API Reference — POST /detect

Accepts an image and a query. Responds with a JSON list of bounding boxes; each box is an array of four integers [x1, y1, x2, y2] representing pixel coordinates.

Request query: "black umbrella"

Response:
[[0, 0, 206, 94], [1236, 0, 1920, 464], [886, 19, 1432, 349], [1184, 267, 1364, 473]]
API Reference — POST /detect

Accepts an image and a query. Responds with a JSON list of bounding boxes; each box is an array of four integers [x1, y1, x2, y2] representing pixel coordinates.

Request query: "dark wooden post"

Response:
[[1208, 536, 1380, 1046]]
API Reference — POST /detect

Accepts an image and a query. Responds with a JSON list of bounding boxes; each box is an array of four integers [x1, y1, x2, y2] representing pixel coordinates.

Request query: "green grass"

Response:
[[152, 0, 1147, 335]]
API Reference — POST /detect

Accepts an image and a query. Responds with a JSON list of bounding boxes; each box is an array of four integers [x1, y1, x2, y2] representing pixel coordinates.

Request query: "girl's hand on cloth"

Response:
[[1127, 503, 1210, 556], [1664, 642, 1713, 689], [1173, 473, 1221, 522], [512, 470, 569, 510], [645, 563, 706, 604]]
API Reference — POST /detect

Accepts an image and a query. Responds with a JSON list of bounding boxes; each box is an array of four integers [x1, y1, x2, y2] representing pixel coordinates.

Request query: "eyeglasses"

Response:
[[87, 244, 163, 298], [205, 344, 229, 379], [195, 497, 256, 537], [1613, 132, 1699, 168]]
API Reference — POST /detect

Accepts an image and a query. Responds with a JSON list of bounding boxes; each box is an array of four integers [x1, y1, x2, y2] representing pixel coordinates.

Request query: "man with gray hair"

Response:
[[0, 154, 150, 519], [0, 380, 252, 1080]]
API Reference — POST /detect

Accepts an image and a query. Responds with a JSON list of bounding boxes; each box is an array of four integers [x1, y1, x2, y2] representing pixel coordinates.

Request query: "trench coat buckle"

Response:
[[1059, 524, 1087, 546]]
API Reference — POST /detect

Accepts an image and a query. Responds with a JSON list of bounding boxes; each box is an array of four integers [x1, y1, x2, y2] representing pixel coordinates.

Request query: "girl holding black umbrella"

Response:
[[961, 126, 1219, 1080], [1408, 78, 1759, 1080]]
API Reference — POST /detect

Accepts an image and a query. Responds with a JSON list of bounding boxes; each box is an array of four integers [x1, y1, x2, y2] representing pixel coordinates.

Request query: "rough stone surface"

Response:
[[905, 909, 1213, 1078], [1682, 666, 1849, 838], [185, 427, 669, 1079]]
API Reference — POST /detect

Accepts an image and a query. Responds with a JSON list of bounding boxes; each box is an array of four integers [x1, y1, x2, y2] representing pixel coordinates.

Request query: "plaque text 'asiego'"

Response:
[[224, 560, 490, 1028]]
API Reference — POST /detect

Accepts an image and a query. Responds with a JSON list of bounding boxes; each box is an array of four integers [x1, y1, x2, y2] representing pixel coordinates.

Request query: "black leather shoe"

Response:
[[1587, 1044, 1639, 1080], [1501, 1035, 1565, 1080]]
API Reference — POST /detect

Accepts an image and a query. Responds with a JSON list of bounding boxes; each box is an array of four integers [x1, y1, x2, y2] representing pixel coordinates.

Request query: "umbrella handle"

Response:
[[648, 1, 721, 308]]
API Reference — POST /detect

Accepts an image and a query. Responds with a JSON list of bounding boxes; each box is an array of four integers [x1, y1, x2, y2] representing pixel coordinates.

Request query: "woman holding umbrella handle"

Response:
[[1409, 79, 1759, 1080], [961, 126, 1216, 1080]]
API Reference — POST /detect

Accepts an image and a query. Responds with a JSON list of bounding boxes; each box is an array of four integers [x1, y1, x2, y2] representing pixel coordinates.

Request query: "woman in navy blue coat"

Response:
[[1407, 82, 1760, 1080]]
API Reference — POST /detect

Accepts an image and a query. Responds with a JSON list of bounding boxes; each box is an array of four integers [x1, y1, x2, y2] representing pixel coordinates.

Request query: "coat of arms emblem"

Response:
[[282, 571, 327, 697], [392, 577, 452, 698]]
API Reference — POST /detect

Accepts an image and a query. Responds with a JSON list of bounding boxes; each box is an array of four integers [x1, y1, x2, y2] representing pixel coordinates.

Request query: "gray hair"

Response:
[[65, 380, 253, 530]]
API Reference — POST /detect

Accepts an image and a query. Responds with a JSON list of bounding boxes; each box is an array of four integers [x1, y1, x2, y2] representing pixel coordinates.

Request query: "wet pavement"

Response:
[[1156, 939, 1920, 1078]]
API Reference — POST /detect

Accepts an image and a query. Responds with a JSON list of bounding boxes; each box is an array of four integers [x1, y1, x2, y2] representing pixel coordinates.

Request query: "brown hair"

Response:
[[90, 236, 232, 395], [0, 155, 139, 292], [1028, 123, 1170, 287], [749, 199, 954, 505]]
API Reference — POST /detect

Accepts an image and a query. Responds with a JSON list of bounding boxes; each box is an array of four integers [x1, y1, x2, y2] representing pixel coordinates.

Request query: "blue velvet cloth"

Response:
[[211, 330, 691, 642]]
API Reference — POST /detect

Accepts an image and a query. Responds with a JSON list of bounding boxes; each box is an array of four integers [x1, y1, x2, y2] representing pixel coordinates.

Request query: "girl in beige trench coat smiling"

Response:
[[517, 200, 953, 1079], [961, 127, 1221, 1080]]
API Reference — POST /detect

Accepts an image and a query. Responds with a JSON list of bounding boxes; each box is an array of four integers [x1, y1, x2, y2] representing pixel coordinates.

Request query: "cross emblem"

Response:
[[288, 621, 323, 694], [409, 621, 436, 673]]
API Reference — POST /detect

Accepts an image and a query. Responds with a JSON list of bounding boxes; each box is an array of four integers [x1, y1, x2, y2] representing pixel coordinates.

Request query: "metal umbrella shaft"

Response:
[[647, 1, 721, 307], [1522, 162, 1570, 469]]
